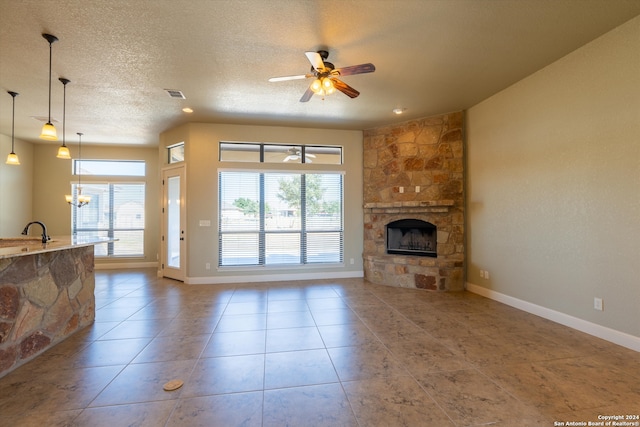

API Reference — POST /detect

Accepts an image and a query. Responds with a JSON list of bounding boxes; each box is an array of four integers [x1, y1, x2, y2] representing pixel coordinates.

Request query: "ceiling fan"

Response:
[[283, 147, 316, 163], [269, 50, 375, 102]]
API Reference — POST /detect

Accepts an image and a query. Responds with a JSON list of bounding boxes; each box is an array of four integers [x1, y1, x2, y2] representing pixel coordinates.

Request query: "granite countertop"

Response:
[[0, 236, 115, 259]]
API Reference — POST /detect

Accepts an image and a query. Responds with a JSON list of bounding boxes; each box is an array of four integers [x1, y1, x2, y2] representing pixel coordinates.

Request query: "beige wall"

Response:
[[466, 16, 640, 337], [30, 143, 160, 267], [0, 135, 33, 236], [160, 122, 363, 282]]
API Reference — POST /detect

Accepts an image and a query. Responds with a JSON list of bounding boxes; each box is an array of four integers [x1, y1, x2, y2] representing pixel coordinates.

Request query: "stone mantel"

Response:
[[364, 200, 455, 214]]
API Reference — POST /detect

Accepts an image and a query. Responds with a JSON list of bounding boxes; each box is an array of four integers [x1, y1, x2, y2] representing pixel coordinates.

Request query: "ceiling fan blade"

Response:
[[300, 87, 314, 102], [335, 63, 375, 76], [331, 78, 360, 98], [305, 51, 325, 72], [268, 74, 312, 82]]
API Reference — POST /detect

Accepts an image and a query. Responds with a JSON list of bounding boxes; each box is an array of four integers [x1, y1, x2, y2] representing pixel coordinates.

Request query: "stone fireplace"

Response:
[[363, 112, 465, 291], [386, 219, 436, 257]]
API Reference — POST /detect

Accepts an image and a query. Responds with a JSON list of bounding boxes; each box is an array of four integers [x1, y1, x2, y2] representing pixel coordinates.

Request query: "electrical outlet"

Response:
[[205, 262, 211, 270], [594, 297, 603, 311], [480, 270, 485, 279], [415, 186, 421, 193], [485, 270, 490, 279], [349, 258, 354, 265], [399, 186, 404, 193]]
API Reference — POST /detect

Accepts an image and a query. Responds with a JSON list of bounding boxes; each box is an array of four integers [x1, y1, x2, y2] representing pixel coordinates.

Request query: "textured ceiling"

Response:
[[1, 0, 639, 147]]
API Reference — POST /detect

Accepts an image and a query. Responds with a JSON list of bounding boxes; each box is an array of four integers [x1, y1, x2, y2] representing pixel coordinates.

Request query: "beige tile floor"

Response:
[[1, 268, 638, 426]]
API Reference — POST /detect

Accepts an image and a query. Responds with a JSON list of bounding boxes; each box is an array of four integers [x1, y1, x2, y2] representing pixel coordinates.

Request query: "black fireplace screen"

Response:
[[386, 219, 436, 257]]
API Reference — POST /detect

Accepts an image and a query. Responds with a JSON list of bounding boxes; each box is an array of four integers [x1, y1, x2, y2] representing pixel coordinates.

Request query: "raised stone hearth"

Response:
[[363, 112, 465, 291]]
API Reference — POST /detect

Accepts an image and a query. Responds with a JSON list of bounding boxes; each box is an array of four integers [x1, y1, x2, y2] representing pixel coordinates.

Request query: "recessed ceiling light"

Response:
[[182, 107, 193, 113], [392, 108, 406, 115]]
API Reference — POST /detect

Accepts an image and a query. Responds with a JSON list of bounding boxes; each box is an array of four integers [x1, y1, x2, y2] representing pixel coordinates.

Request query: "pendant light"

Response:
[[66, 132, 91, 207], [56, 78, 71, 159], [5, 91, 20, 165], [40, 33, 58, 141]]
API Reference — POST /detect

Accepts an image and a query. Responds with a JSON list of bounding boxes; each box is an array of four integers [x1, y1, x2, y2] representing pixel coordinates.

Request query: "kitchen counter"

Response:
[[0, 236, 111, 377], [0, 235, 114, 259]]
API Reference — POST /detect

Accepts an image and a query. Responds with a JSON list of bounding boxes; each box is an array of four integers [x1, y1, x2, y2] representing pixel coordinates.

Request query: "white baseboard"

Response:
[[95, 261, 158, 270], [185, 270, 364, 285], [466, 282, 640, 352]]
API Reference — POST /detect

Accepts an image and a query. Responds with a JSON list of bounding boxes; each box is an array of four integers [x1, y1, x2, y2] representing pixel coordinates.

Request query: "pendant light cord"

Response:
[[77, 133, 83, 189], [62, 81, 65, 145], [11, 93, 16, 152], [48, 41, 52, 122]]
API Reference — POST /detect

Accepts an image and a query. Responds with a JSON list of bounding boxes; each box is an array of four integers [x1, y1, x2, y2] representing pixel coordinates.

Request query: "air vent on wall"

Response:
[[165, 89, 186, 99]]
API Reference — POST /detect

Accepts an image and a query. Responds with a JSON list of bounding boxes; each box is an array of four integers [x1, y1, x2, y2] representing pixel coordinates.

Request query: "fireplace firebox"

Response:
[[386, 219, 437, 257]]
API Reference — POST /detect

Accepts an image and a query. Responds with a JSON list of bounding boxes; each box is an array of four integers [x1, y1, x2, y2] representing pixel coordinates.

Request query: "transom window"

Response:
[[74, 159, 145, 176], [220, 142, 342, 165], [167, 143, 185, 164]]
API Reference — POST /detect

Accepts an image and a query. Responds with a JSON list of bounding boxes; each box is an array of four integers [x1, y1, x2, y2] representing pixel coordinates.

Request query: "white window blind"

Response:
[[219, 171, 343, 267], [71, 182, 146, 257]]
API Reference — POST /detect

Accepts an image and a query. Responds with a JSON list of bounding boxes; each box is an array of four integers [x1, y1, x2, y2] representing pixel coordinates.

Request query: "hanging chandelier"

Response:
[[65, 132, 91, 207]]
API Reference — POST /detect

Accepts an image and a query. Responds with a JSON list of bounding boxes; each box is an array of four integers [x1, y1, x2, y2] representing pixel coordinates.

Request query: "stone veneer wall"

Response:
[[363, 111, 465, 290], [0, 246, 95, 377]]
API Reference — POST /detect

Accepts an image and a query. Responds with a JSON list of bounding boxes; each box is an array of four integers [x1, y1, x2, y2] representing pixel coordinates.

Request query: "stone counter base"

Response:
[[0, 246, 95, 378]]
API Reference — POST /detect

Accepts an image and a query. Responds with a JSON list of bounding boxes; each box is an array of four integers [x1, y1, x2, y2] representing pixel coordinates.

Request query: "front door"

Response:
[[162, 166, 186, 281]]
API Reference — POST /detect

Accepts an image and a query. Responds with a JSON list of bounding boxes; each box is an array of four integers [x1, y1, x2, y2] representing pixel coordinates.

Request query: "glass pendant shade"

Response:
[[57, 145, 71, 159], [6, 152, 20, 165], [40, 122, 57, 140]]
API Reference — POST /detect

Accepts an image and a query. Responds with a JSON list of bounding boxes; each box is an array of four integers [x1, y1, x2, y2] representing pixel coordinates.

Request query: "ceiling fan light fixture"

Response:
[[322, 78, 335, 94], [310, 78, 323, 94], [311, 77, 335, 96]]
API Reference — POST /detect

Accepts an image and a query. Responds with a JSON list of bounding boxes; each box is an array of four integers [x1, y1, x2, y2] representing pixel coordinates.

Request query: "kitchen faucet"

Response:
[[21, 221, 50, 243]]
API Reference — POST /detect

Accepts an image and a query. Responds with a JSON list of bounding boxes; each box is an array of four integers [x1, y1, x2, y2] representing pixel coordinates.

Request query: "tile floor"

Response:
[[1, 268, 638, 426]]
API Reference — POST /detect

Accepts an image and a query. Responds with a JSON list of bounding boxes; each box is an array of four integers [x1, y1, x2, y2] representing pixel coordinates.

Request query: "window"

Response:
[[220, 142, 342, 165], [219, 171, 343, 267], [168, 143, 184, 164], [74, 159, 145, 176], [71, 183, 146, 257]]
